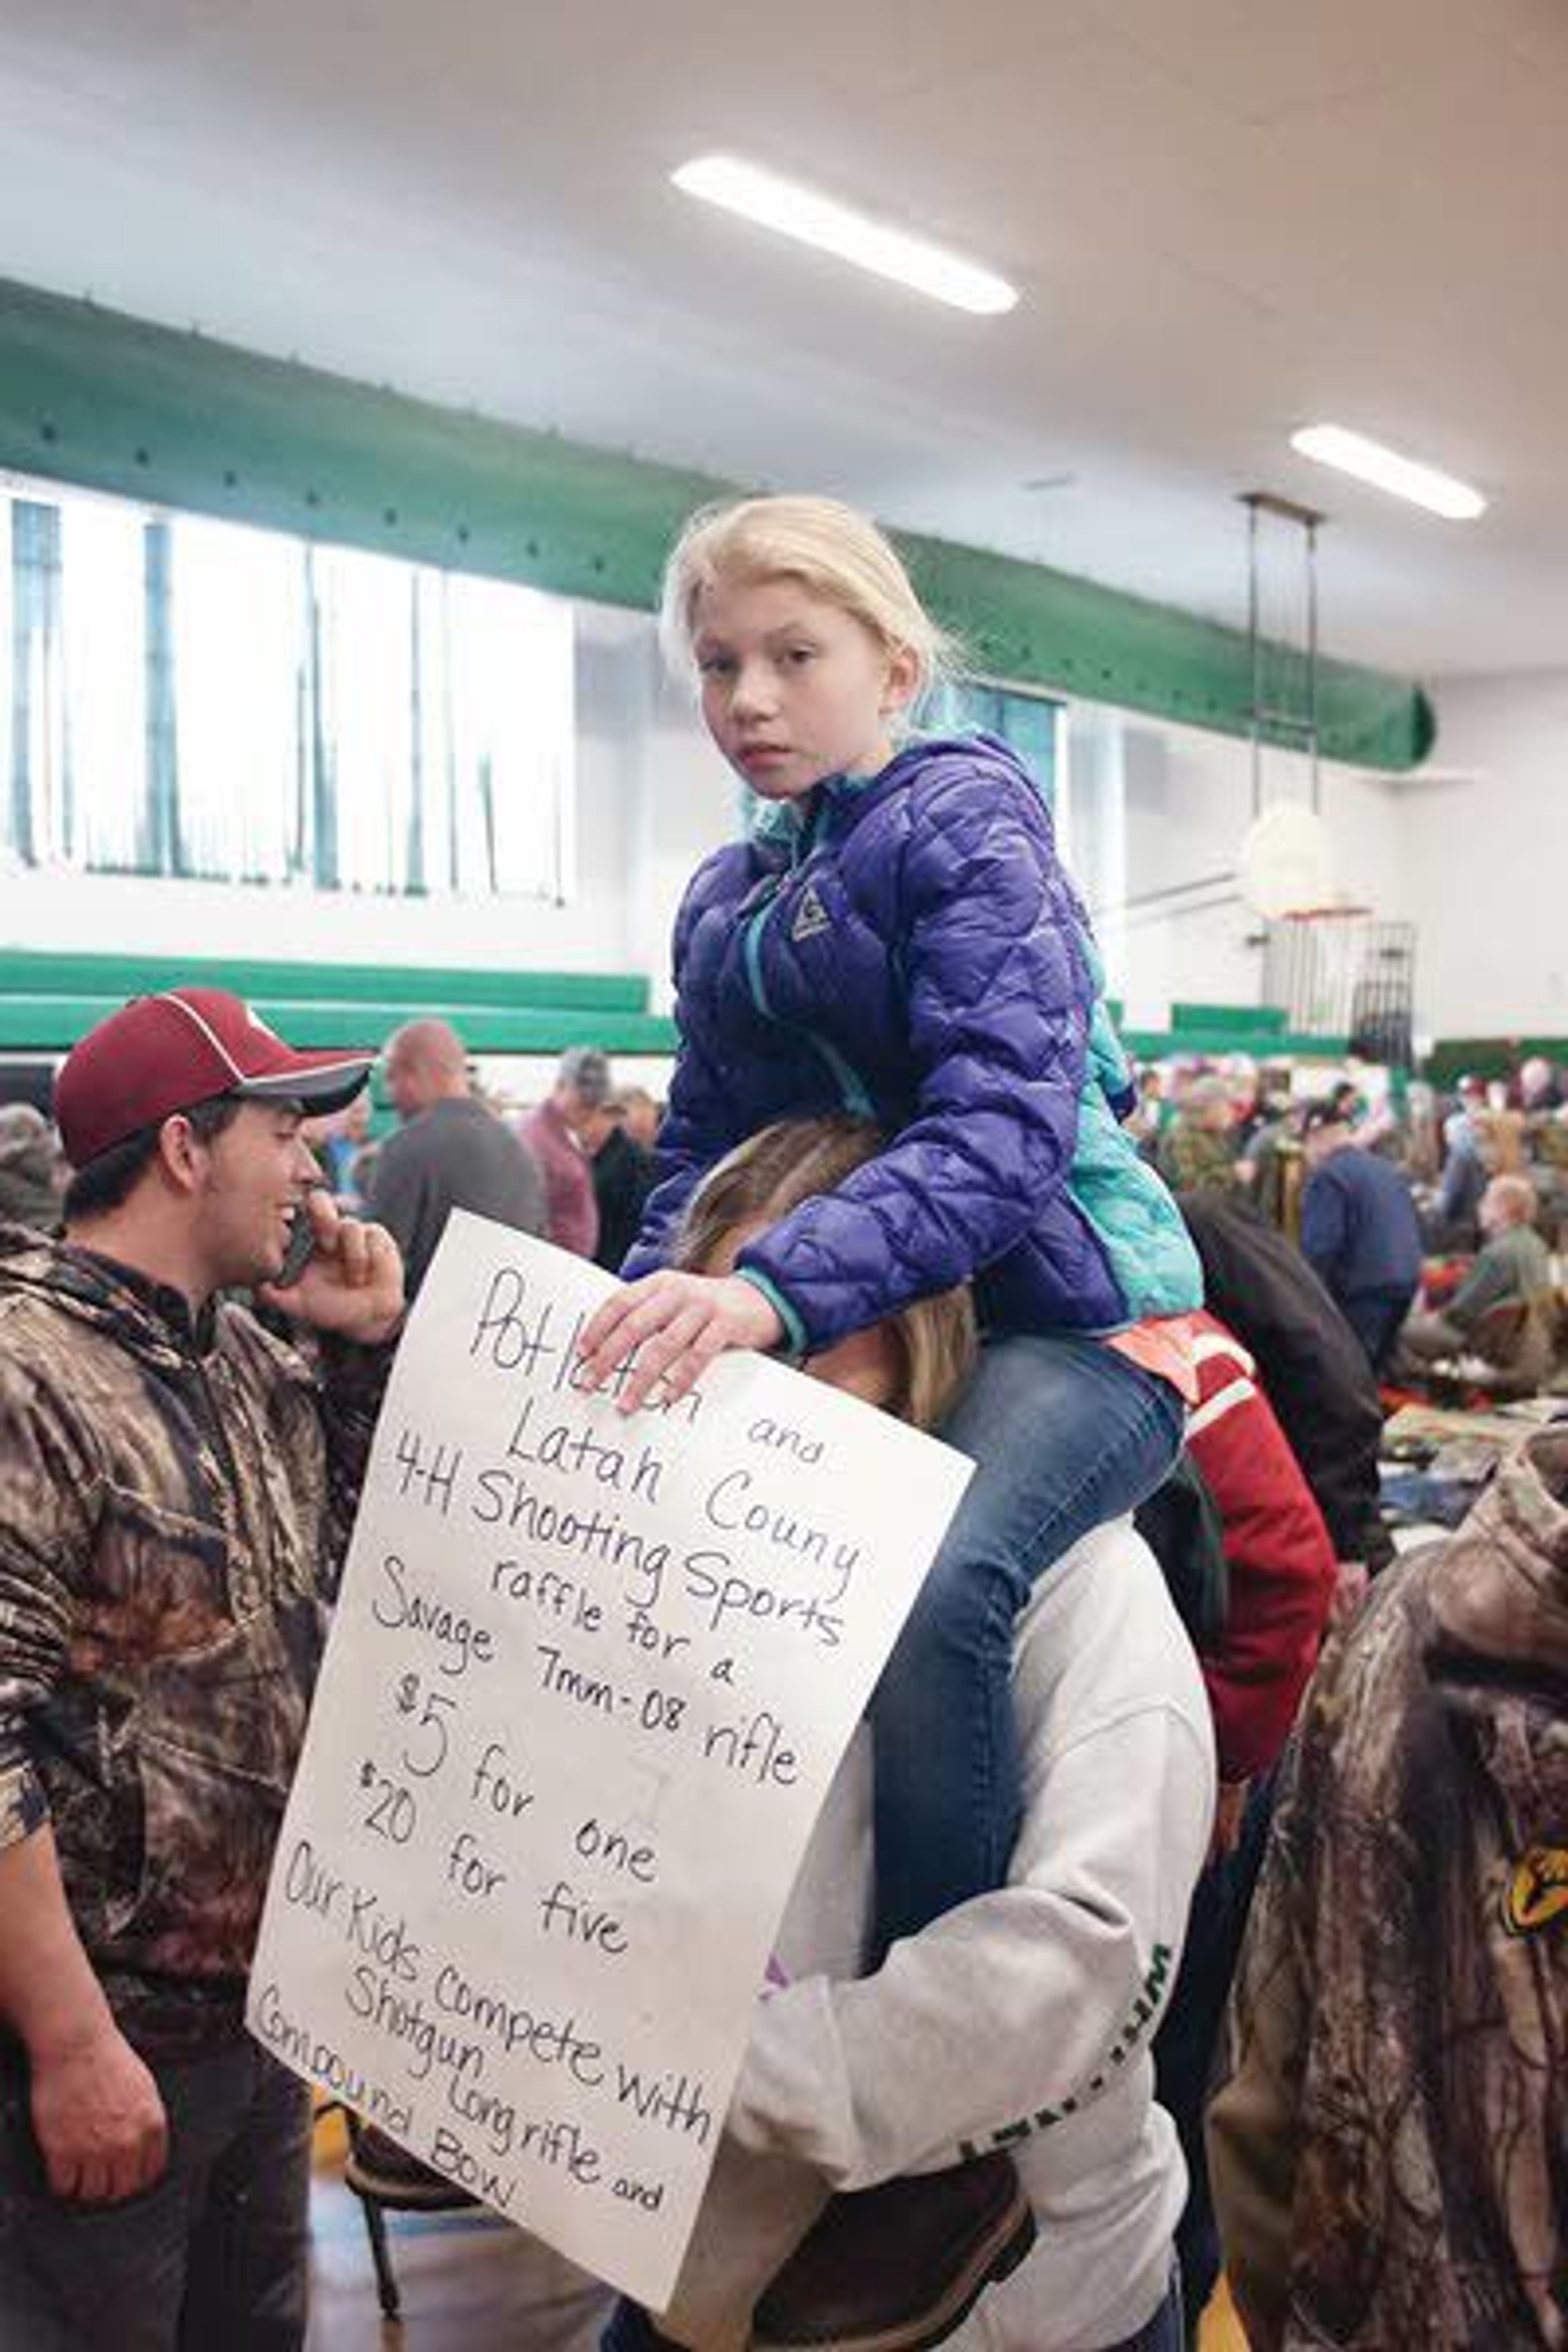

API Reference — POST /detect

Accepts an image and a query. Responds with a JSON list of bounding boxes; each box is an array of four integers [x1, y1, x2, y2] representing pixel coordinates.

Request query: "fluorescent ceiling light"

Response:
[[1290, 424, 1486, 521], [671, 154, 1018, 316]]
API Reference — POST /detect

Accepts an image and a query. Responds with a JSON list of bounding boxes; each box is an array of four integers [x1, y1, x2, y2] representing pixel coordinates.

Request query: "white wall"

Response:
[[1394, 671, 1568, 1042], [622, 650, 735, 1016], [5, 594, 1561, 1058], [1073, 670, 1568, 1048], [1063, 702, 1411, 1033], [0, 861, 624, 971]]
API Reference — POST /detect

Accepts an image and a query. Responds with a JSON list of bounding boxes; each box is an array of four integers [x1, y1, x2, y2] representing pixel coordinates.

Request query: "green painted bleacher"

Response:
[[1126, 1002, 1341, 1060], [1106, 1000, 1329, 1061], [0, 950, 679, 1056], [0, 951, 1353, 1069], [1123, 1023, 1348, 1062], [1169, 1002, 1288, 1038], [1426, 1035, 1568, 1086]]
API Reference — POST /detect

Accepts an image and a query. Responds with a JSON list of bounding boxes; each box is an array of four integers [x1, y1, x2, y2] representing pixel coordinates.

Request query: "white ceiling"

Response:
[[1, 0, 1565, 678]]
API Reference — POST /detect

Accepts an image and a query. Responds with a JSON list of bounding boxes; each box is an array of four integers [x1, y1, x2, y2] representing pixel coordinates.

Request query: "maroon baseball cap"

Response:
[[55, 988, 373, 1168]]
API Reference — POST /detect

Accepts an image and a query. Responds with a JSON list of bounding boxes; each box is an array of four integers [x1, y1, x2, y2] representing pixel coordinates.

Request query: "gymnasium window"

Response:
[[0, 482, 575, 899], [926, 677, 1063, 825]]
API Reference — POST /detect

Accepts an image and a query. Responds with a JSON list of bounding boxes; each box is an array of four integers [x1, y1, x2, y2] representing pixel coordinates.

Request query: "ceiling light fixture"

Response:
[[670, 154, 1018, 316], [1290, 424, 1486, 521]]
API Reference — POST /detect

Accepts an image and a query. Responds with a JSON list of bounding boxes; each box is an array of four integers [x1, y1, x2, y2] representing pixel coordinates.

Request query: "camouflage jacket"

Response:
[[1157, 1119, 1240, 1198], [1208, 1427, 1568, 2348], [0, 1229, 388, 2058]]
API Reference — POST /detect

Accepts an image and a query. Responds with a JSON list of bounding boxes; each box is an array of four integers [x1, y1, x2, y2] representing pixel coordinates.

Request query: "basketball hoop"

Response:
[[1262, 906, 1417, 1065], [1237, 802, 1339, 921]]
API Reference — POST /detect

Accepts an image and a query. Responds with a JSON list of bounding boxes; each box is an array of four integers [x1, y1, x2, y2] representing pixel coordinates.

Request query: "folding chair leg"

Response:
[[359, 2187, 401, 2321], [334, 2104, 403, 2321]]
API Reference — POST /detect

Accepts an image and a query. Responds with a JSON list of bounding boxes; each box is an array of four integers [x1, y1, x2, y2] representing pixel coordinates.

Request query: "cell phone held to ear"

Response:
[[277, 1204, 319, 1288]]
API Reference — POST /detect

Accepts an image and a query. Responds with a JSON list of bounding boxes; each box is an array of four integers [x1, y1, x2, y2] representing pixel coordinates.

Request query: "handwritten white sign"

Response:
[[249, 1214, 972, 2308]]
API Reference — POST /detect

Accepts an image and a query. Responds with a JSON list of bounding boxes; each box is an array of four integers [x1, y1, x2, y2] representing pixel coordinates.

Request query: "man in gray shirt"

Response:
[[1398, 1172, 1554, 1379], [368, 1019, 545, 1298]]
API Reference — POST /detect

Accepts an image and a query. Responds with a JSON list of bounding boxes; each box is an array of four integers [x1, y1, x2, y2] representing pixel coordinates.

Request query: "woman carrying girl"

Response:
[[599, 1118, 1213, 2352]]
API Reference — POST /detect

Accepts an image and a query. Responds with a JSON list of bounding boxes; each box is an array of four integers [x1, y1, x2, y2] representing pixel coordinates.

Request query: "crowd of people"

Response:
[[286, 1033, 659, 1294], [0, 1036, 663, 1289], [1140, 1052, 1568, 1394], [0, 494, 1564, 2352]]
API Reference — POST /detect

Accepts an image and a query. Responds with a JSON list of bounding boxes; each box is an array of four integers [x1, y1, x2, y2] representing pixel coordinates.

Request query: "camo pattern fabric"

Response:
[[0, 1227, 386, 2057], [1208, 1426, 1568, 2348], [1156, 1120, 1239, 1199]]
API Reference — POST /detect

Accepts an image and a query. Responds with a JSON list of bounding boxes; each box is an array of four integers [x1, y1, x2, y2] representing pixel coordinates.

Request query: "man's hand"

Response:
[[261, 1188, 404, 1344], [29, 2019, 168, 2203], [577, 1271, 785, 1414]]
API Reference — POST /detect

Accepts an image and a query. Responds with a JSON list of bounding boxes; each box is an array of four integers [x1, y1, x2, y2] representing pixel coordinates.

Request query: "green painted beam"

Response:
[[901, 544, 1433, 772], [0, 277, 1434, 772], [0, 948, 648, 1014]]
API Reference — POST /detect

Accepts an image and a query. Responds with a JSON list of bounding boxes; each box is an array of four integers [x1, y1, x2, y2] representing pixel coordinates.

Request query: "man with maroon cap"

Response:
[[0, 988, 403, 2351]]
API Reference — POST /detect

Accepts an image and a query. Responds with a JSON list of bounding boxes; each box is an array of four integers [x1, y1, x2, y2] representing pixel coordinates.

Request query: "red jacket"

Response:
[[1187, 1310, 1337, 1781]]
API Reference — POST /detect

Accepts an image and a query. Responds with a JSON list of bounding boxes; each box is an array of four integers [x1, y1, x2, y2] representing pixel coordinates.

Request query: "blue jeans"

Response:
[[0, 2038, 312, 2352], [1154, 1772, 1276, 2332], [600, 2303, 665, 2351], [1339, 1284, 1414, 1375], [1100, 2262, 1185, 2351], [871, 1332, 1184, 1955]]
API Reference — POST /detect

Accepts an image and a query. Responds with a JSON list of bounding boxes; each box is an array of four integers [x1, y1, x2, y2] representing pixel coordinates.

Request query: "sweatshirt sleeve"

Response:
[[0, 1353, 101, 1851], [728, 1699, 1214, 2185], [737, 774, 1096, 1350], [314, 1333, 399, 1589], [1188, 1343, 1338, 1781], [223, 1307, 397, 1601]]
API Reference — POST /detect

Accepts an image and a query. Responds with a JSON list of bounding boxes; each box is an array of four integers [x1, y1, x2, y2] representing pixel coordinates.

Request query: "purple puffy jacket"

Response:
[[626, 734, 1200, 1352]]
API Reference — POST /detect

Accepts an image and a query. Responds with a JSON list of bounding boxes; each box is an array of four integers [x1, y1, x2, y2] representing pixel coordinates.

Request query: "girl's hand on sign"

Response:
[[578, 1271, 784, 1414]]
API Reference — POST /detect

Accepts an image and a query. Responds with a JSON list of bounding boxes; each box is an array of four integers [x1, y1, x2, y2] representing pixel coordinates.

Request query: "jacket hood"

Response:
[[0, 1224, 206, 1370], [1426, 1424, 1568, 1686]]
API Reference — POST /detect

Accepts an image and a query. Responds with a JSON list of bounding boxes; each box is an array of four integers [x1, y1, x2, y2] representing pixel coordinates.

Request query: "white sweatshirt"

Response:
[[659, 1518, 1216, 2351]]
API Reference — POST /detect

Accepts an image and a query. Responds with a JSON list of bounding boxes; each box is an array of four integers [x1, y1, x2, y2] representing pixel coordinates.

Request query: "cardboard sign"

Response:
[[249, 1214, 972, 2307]]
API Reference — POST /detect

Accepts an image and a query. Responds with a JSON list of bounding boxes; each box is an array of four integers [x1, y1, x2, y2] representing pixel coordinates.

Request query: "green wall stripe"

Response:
[[0, 276, 1434, 772]]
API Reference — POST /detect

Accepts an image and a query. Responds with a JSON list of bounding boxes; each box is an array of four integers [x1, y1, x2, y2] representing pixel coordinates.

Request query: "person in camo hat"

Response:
[[0, 987, 403, 2352]]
